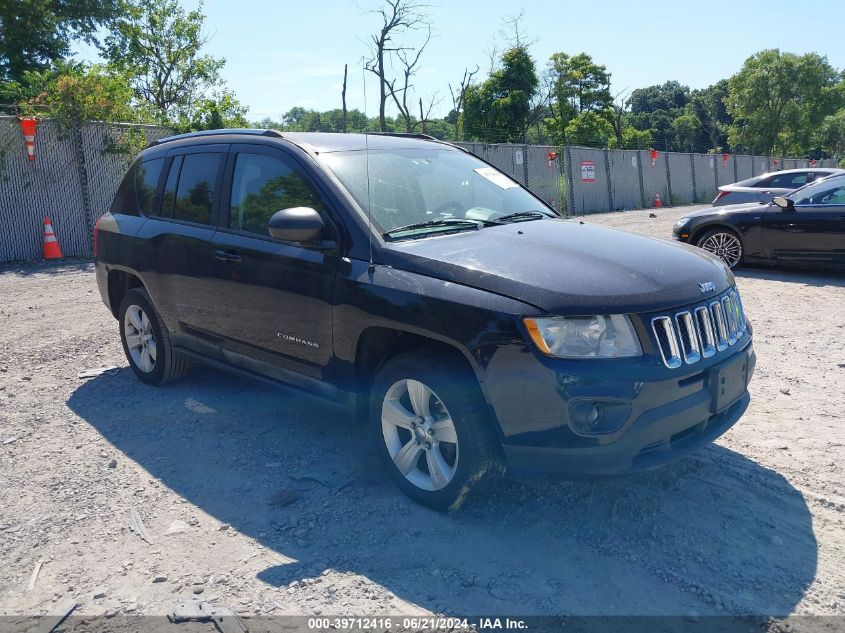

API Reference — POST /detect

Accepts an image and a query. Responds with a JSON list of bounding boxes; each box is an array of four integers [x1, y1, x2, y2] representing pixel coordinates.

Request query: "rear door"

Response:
[[135, 144, 227, 341], [762, 182, 845, 266], [206, 143, 341, 381]]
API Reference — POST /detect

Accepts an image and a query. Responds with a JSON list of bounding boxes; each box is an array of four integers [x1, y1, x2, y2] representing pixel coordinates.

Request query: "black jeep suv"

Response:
[[95, 129, 755, 510]]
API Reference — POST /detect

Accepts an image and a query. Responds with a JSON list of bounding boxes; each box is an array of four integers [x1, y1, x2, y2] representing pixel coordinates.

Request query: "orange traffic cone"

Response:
[[20, 118, 37, 161], [43, 218, 63, 259], [653, 192, 662, 209]]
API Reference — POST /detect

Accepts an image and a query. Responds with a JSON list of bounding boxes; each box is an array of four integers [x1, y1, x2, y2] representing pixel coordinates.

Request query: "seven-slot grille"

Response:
[[651, 289, 747, 369]]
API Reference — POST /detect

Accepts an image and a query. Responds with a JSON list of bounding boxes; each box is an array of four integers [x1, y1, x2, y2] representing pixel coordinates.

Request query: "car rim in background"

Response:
[[123, 305, 157, 373], [381, 379, 459, 491], [699, 232, 743, 269]]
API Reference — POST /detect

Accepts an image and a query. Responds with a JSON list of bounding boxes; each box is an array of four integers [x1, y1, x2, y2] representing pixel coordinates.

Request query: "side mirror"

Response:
[[772, 196, 795, 212], [268, 207, 324, 242]]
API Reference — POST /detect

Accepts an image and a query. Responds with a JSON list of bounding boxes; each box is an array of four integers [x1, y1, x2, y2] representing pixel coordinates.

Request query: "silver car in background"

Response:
[[713, 168, 844, 206]]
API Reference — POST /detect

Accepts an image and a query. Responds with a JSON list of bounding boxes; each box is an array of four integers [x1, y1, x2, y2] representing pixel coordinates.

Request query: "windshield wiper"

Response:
[[383, 218, 481, 239], [494, 210, 554, 223]]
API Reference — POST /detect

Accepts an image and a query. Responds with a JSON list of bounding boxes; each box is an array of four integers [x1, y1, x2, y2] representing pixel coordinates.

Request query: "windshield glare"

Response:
[[318, 148, 555, 234]]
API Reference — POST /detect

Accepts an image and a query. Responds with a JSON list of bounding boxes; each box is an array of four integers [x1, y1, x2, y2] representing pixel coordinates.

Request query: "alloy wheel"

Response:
[[123, 305, 157, 373], [700, 232, 742, 268], [381, 379, 459, 491]]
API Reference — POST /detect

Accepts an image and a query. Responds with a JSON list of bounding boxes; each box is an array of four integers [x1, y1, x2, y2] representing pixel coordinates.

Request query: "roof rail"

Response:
[[366, 131, 437, 141], [153, 128, 283, 145]]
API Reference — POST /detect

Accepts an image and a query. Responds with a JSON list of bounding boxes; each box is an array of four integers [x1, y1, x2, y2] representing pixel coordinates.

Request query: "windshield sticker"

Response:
[[474, 167, 519, 189]]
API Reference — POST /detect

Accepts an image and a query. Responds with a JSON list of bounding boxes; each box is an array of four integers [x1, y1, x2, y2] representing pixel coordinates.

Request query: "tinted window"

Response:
[[159, 156, 182, 219], [173, 153, 221, 224], [136, 159, 164, 215], [766, 172, 809, 188], [795, 184, 845, 206], [229, 153, 325, 235], [110, 158, 164, 216]]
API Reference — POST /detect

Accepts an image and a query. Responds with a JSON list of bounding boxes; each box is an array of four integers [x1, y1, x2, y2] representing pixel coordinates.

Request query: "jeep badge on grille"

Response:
[[699, 281, 716, 293]]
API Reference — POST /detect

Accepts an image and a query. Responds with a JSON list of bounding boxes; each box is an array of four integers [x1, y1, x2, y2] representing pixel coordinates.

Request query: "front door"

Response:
[[207, 144, 341, 381], [762, 181, 845, 266]]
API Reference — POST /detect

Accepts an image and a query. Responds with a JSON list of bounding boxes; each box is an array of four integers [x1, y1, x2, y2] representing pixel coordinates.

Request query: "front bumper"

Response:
[[482, 331, 755, 478], [672, 223, 692, 243]]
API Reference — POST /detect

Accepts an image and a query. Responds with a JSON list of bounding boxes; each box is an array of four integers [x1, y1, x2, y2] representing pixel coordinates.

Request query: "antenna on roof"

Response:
[[363, 56, 374, 274]]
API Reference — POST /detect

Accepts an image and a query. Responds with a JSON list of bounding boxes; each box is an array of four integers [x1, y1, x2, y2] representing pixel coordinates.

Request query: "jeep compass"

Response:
[[95, 129, 755, 510]]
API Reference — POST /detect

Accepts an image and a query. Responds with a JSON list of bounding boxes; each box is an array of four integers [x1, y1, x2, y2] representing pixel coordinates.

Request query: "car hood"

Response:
[[380, 219, 734, 314]]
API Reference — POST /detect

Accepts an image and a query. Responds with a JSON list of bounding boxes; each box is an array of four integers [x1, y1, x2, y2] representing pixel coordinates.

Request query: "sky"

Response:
[[75, 0, 845, 122]]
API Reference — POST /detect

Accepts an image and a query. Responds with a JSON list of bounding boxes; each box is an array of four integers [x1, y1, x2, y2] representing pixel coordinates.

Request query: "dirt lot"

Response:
[[1, 205, 844, 621]]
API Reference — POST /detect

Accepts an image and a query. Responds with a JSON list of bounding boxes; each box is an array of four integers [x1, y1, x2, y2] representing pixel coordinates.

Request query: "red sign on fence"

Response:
[[581, 160, 596, 183]]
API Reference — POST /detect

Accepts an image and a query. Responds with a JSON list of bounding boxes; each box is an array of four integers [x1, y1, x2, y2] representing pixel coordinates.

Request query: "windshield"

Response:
[[787, 176, 845, 204], [318, 147, 557, 237]]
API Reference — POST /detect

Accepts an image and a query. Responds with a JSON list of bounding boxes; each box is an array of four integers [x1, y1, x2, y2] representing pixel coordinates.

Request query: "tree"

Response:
[[0, 0, 117, 82], [628, 81, 690, 144], [607, 126, 652, 150], [546, 52, 612, 143], [100, 0, 225, 123], [688, 80, 731, 150], [725, 50, 841, 155], [462, 44, 538, 143], [178, 90, 247, 132], [448, 66, 478, 140], [564, 111, 614, 146], [671, 112, 701, 150], [820, 108, 845, 157], [364, 0, 430, 132], [0, 60, 142, 126], [386, 26, 432, 132]]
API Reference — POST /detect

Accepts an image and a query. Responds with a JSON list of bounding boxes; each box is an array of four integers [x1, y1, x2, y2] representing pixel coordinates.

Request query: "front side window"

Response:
[[229, 153, 325, 235], [319, 148, 554, 237], [790, 179, 845, 205]]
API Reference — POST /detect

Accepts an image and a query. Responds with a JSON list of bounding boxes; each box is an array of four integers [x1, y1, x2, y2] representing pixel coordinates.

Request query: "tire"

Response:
[[369, 350, 503, 511], [696, 228, 744, 270], [118, 288, 189, 385]]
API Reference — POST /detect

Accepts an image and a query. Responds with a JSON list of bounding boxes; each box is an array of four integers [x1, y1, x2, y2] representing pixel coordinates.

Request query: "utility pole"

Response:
[[341, 63, 348, 133]]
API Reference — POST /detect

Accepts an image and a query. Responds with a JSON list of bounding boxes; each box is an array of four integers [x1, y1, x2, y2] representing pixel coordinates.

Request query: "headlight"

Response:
[[675, 217, 690, 228], [524, 315, 642, 359]]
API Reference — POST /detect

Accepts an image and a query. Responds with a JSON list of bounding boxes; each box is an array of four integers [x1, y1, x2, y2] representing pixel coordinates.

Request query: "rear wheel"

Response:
[[370, 350, 503, 511], [696, 228, 744, 269], [119, 288, 188, 385]]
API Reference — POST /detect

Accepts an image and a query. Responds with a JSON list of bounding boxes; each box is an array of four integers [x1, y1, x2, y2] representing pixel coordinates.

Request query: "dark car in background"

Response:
[[675, 174, 845, 270], [713, 168, 844, 206], [95, 129, 754, 510]]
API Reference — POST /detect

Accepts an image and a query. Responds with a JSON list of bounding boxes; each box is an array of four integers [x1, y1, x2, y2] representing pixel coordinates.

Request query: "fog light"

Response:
[[568, 399, 631, 435], [571, 400, 601, 430]]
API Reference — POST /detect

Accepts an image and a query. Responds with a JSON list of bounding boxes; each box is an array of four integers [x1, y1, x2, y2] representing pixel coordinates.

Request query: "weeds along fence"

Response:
[[453, 142, 838, 216], [0, 116, 171, 263], [0, 117, 837, 263]]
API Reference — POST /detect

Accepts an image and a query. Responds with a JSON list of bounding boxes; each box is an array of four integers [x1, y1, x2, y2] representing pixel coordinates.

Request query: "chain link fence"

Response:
[[454, 142, 838, 216], [0, 116, 171, 263]]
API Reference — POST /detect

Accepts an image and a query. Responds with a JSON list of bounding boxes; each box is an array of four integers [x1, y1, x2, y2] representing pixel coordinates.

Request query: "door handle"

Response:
[[214, 250, 242, 263]]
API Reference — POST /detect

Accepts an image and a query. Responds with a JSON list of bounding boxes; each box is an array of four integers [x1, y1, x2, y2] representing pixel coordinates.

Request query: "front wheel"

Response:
[[370, 351, 503, 511], [696, 228, 744, 270]]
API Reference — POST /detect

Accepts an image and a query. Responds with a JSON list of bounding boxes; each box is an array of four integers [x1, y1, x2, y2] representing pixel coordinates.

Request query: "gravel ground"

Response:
[[1, 204, 844, 621]]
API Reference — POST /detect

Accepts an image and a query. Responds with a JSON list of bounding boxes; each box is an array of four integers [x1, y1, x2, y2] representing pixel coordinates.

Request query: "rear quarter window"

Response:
[[110, 158, 165, 216]]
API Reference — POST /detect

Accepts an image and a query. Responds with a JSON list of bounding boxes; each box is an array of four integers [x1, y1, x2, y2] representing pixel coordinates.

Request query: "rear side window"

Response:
[[110, 158, 165, 216], [766, 173, 809, 188], [157, 153, 221, 224]]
